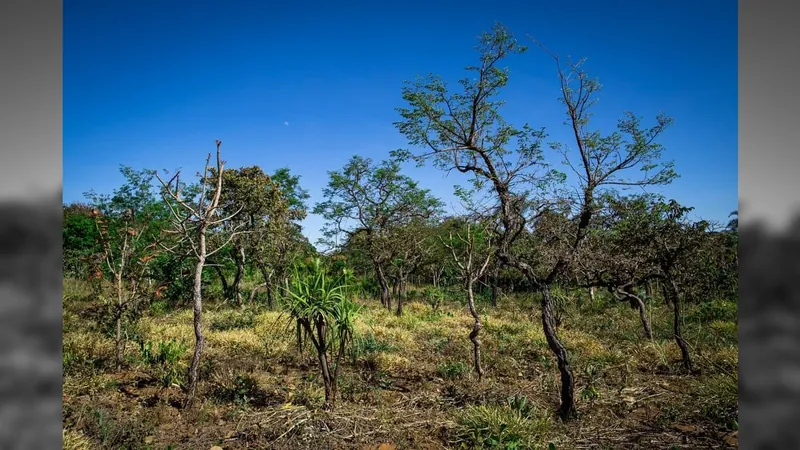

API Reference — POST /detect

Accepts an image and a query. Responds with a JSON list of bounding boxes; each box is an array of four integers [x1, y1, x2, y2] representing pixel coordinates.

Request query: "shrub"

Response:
[[211, 373, 268, 407], [423, 286, 445, 312], [349, 330, 397, 362], [688, 299, 737, 324], [454, 401, 552, 449], [283, 258, 360, 409], [138, 338, 187, 387], [437, 360, 471, 379]]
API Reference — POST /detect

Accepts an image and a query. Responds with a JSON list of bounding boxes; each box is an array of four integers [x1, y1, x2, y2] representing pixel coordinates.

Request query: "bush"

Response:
[[688, 299, 737, 323], [423, 286, 445, 311], [148, 300, 169, 316], [211, 373, 269, 407], [349, 330, 397, 362], [138, 339, 187, 387], [454, 401, 552, 449], [437, 360, 471, 379]]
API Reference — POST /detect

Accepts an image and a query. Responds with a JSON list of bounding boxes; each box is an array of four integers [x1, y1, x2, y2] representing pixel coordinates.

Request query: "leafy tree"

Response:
[[386, 218, 436, 315], [84, 166, 169, 369], [205, 165, 290, 306], [727, 210, 738, 232], [251, 168, 314, 308], [63, 202, 102, 278], [314, 155, 443, 311], [395, 24, 676, 418], [592, 194, 703, 370]]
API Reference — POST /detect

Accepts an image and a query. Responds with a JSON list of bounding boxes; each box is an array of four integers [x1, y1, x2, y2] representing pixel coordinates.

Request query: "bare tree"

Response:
[[154, 140, 245, 405], [441, 220, 493, 381]]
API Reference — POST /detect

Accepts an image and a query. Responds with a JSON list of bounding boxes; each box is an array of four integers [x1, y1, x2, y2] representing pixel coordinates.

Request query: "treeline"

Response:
[[61, 24, 737, 418]]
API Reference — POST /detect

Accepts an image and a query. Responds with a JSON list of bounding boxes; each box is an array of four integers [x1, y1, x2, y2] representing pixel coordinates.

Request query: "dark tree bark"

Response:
[[611, 285, 653, 339], [662, 279, 693, 371], [254, 261, 274, 309], [375, 264, 391, 310], [231, 245, 246, 306], [540, 284, 576, 419], [212, 263, 230, 301]]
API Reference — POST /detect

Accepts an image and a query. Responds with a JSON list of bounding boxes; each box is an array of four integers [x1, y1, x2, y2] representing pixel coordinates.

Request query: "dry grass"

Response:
[[62, 279, 738, 449]]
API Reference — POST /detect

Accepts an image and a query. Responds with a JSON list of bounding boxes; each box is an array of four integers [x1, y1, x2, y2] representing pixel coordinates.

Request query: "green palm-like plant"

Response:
[[283, 258, 360, 409]]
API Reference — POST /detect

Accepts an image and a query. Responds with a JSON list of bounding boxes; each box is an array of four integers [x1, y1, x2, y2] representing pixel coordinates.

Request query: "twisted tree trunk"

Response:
[[540, 284, 575, 419], [663, 279, 692, 371], [466, 278, 483, 381]]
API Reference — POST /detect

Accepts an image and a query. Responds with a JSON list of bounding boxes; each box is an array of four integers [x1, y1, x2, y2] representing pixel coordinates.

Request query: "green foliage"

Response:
[[437, 360, 471, 379], [138, 339, 188, 387], [283, 257, 361, 407], [507, 395, 536, 419], [423, 285, 445, 311], [212, 373, 267, 407], [349, 330, 397, 362], [688, 299, 737, 324], [454, 401, 552, 449], [148, 300, 170, 316], [63, 203, 102, 277], [210, 308, 259, 331]]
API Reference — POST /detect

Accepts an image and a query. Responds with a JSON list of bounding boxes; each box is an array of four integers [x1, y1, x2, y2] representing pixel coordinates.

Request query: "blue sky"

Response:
[[64, 0, 737, 245]]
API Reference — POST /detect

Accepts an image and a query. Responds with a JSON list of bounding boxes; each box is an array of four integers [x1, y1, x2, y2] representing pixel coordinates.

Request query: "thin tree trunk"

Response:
[[212, 264, 230, 301], [395, 275, 408, 316], [113, 232, 130, 371], [255, 261, 275, 309], [186, 231, 207, 407], [376, 265, 391, 310], [490, 269, 499, 308], [265, 277, 274, 309], [232, 246, 245, 306], [614, 287, 653, 339], [313, 319, 336, 410], [115, 273, 123, 371], [540, 284, 575, 420], [466, 279, 483, 381], [664, 279, 693, 371]]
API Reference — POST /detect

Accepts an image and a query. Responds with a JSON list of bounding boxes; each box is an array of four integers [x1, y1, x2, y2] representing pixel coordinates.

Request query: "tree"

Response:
[[386, 218, 435, 315], [85, 166, 169, 370], [440, 219, 494, 380], [595, 194, 701, 370], [250, 168, 313, 308], [395, 24, 676, 419], [63, 202, 103, 278], [727, 210, 738, 232], [154, 140, 244, 405], [283, 258, 359, 409], [207, 165, 291, 306], [314, 155, 443, 311], [575, 193, 662, 339]]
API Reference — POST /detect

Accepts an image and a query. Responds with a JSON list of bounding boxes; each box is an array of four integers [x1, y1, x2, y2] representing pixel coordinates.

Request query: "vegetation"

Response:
[[61, 24, 739, 449]]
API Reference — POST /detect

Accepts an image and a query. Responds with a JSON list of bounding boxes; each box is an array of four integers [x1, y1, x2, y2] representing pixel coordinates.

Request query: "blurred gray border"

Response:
[[0, 0, 63, 448], [739, 1, 800, 449]]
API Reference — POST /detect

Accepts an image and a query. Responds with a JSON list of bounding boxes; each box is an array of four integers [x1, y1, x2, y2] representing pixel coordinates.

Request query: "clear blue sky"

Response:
[[64, 0, 737, 246]]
